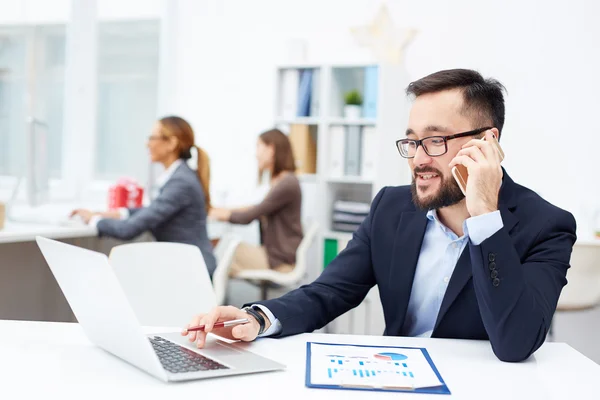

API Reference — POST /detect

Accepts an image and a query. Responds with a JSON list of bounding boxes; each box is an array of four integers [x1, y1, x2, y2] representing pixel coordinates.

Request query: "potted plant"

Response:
[[343, 89, 363, 119]]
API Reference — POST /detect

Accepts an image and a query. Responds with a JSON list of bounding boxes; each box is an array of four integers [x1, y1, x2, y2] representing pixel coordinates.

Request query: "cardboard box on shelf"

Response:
[[289, 124, 317, 175]]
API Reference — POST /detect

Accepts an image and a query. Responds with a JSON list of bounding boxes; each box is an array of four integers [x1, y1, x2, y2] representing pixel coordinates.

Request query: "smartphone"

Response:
[[452, 137, 505, 196]]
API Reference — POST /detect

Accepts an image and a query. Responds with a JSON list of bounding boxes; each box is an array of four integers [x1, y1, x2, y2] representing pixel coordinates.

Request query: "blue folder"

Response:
[[362, 66, 378, 119], [297, 69, 313, 117], [305, 342, 451, 395]]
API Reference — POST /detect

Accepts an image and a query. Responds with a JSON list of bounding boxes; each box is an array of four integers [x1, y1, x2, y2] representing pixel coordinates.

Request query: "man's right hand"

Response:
[[181, 306, 267, 348]]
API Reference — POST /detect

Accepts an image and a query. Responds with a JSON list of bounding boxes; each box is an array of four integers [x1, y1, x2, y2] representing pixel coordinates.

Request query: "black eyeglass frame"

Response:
[[395, 126, 493, 158]]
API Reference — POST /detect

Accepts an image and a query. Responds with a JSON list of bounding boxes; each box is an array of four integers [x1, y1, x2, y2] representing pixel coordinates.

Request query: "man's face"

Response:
[[406, 89, 476, 210]]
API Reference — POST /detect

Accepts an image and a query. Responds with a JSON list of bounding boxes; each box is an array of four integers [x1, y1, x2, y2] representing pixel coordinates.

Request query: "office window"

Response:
[[95, 20, 160, 182], [0, 25, 65, 178]]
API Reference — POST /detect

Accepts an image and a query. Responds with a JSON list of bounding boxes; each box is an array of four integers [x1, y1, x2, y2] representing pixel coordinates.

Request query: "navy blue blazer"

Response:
[[257, 171, 577, 362]]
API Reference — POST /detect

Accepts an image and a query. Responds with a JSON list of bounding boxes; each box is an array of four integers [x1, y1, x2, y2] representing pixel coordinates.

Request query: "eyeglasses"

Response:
[[395, 127, 493, 158]]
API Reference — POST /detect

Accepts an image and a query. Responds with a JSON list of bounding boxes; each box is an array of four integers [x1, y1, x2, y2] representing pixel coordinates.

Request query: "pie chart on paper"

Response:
[[374, 352, 408, 361]]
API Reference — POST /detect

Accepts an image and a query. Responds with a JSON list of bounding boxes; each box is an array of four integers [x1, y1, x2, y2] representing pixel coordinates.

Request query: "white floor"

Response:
[[227, 280, 600, 365]]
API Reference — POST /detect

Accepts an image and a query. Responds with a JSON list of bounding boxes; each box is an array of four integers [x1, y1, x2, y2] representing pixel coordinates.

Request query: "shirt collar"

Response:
[[426, 209, 469, 241], [156, 159, 183, 189]]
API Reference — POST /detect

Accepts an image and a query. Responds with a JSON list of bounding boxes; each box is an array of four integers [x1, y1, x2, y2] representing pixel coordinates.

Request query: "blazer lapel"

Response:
[[386, 210, 428, 336], [433, 246, 472, 332], [433, 169, 520, 332]]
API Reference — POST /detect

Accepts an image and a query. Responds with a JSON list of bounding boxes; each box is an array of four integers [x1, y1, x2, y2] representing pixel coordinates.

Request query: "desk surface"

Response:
[[0, 220, 229, 245], [0, 221, 98, 244], [0, 320, 597, 399]]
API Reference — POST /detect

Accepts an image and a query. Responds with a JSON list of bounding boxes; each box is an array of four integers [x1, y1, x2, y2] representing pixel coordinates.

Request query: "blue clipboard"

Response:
[[305, 342, 451, 395]]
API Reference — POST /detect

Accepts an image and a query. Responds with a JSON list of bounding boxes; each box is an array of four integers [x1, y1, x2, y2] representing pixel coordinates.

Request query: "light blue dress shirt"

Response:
[[257, 210, 504, 338]]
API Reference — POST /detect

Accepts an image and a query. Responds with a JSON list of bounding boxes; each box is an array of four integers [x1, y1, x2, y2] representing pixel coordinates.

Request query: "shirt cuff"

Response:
[[465, 210, 504, 246], [118, 208, 130, 219], [89, 215, 103, 229], [252, 304, 282, 337]]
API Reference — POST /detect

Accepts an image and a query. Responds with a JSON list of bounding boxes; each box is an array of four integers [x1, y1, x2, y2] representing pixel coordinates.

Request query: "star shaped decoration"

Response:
[[351, 4, 417, 64]]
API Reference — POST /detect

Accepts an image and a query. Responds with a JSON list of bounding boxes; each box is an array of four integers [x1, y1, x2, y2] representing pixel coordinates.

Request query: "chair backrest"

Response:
[[109, 242, 216, 327], [289, 221, 320, 281], [558, 242, 600, 311], [212, 234, 244, 306]]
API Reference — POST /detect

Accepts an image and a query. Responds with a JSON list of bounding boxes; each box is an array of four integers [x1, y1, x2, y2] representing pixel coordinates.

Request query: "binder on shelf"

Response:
[[297, 69, 313, 117], [323, 236, 351, 269], [280, 69, 299, 118], [328, 126, 345, 178], [344, 126, 362, 176], [289, 124, 317, 174], [309, 69, 320, 117], [361, 126, 376, 180], [324, 239, 338, 269], [362, 66, 378, 119]]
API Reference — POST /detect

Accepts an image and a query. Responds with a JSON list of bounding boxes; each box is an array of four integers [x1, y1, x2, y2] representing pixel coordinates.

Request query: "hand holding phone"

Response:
[[452, 135, 504, 196]]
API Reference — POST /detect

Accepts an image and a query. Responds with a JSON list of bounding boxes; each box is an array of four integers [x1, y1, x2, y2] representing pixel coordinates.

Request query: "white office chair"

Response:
[[212, 221, 319, 304], [108, 242, 216, 328], [212, 234, 244, 306], [557, 242, 600, 311]]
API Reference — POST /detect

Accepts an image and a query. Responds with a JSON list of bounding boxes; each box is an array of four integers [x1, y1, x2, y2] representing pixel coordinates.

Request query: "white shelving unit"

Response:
[[273, 62, 412, 335]]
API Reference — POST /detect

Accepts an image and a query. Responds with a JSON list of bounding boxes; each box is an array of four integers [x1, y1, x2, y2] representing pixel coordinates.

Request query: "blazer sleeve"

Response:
[[469, 210, 576, 362], [127, 207, 143, 217], [97, 178, 192, 241], [250, 187, 387, 337]]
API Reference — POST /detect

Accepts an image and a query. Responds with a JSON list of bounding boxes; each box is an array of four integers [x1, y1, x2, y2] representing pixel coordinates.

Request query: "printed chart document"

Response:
[[306, 342, 450, 395]]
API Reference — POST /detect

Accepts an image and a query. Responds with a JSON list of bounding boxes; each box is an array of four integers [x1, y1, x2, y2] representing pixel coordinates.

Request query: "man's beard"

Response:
[[410, 167, 465, 210]]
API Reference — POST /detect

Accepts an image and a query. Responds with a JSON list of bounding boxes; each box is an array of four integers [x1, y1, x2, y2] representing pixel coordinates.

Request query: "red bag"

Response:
[[108, 178, 144, 210]]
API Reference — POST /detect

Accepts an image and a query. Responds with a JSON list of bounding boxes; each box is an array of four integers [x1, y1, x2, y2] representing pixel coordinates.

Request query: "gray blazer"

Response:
[[97, 162, 217, 276]]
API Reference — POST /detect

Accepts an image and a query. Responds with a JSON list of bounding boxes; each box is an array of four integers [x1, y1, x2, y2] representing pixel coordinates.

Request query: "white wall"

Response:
[[2, 0, 598, 233], [0, 0, 161, 23], [162, 0, 600, 235]]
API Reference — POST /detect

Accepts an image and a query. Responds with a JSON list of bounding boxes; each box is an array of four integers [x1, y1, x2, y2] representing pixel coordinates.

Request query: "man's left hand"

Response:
[[449, 129, 503, 217]]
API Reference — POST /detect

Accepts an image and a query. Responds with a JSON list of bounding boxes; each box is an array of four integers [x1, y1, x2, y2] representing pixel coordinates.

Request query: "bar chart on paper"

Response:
[[308, 343, 445, 390]]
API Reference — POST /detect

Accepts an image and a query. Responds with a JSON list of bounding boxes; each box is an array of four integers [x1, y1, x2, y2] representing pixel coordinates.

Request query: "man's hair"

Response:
[[406, 69, 506, 134]]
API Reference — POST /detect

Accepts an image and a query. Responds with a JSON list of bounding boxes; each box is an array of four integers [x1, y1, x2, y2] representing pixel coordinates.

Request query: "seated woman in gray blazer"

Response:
[[71, 116, 217, 276]]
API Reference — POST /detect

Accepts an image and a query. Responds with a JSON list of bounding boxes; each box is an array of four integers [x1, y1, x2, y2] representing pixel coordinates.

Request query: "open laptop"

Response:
[[36, 236, 285, 382]]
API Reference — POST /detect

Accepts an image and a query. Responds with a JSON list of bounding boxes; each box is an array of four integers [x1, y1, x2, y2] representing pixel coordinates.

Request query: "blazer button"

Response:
[[489, 261, 496, 271], [492, 278, 500, 287], [491, 269, 498, 279], [488, 253, 496, 262]]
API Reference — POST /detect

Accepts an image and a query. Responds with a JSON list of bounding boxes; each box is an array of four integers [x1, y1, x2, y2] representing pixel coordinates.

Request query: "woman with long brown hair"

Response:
[[72, 116, 217, 276], [210, 128, 303, 276]]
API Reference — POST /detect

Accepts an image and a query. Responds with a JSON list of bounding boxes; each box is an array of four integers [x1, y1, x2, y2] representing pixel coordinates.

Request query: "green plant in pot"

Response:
[[343, 89, 363, 119]]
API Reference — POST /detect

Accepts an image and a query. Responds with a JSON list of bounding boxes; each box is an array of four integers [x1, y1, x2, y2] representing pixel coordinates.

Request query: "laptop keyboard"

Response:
[[149, 336, 229, 374]]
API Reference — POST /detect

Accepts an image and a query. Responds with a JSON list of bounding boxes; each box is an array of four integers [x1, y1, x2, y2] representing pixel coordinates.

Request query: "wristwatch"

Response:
[[242, 305, 266, 335]]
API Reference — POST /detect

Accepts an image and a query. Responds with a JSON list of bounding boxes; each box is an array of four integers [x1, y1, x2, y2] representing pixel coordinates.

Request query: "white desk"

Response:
[[0, 218, 230, 244], [0, 320, 598, 399], [0, 221, 97, 244]]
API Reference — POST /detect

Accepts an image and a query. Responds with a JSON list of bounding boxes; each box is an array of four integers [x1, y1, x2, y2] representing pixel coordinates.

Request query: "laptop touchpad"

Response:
[[205, 341, 243, 357]]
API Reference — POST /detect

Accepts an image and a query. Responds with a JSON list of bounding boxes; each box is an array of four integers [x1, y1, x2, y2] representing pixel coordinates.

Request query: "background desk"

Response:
[[0, 320, 598, 399], [0, 217, 231, 322]]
